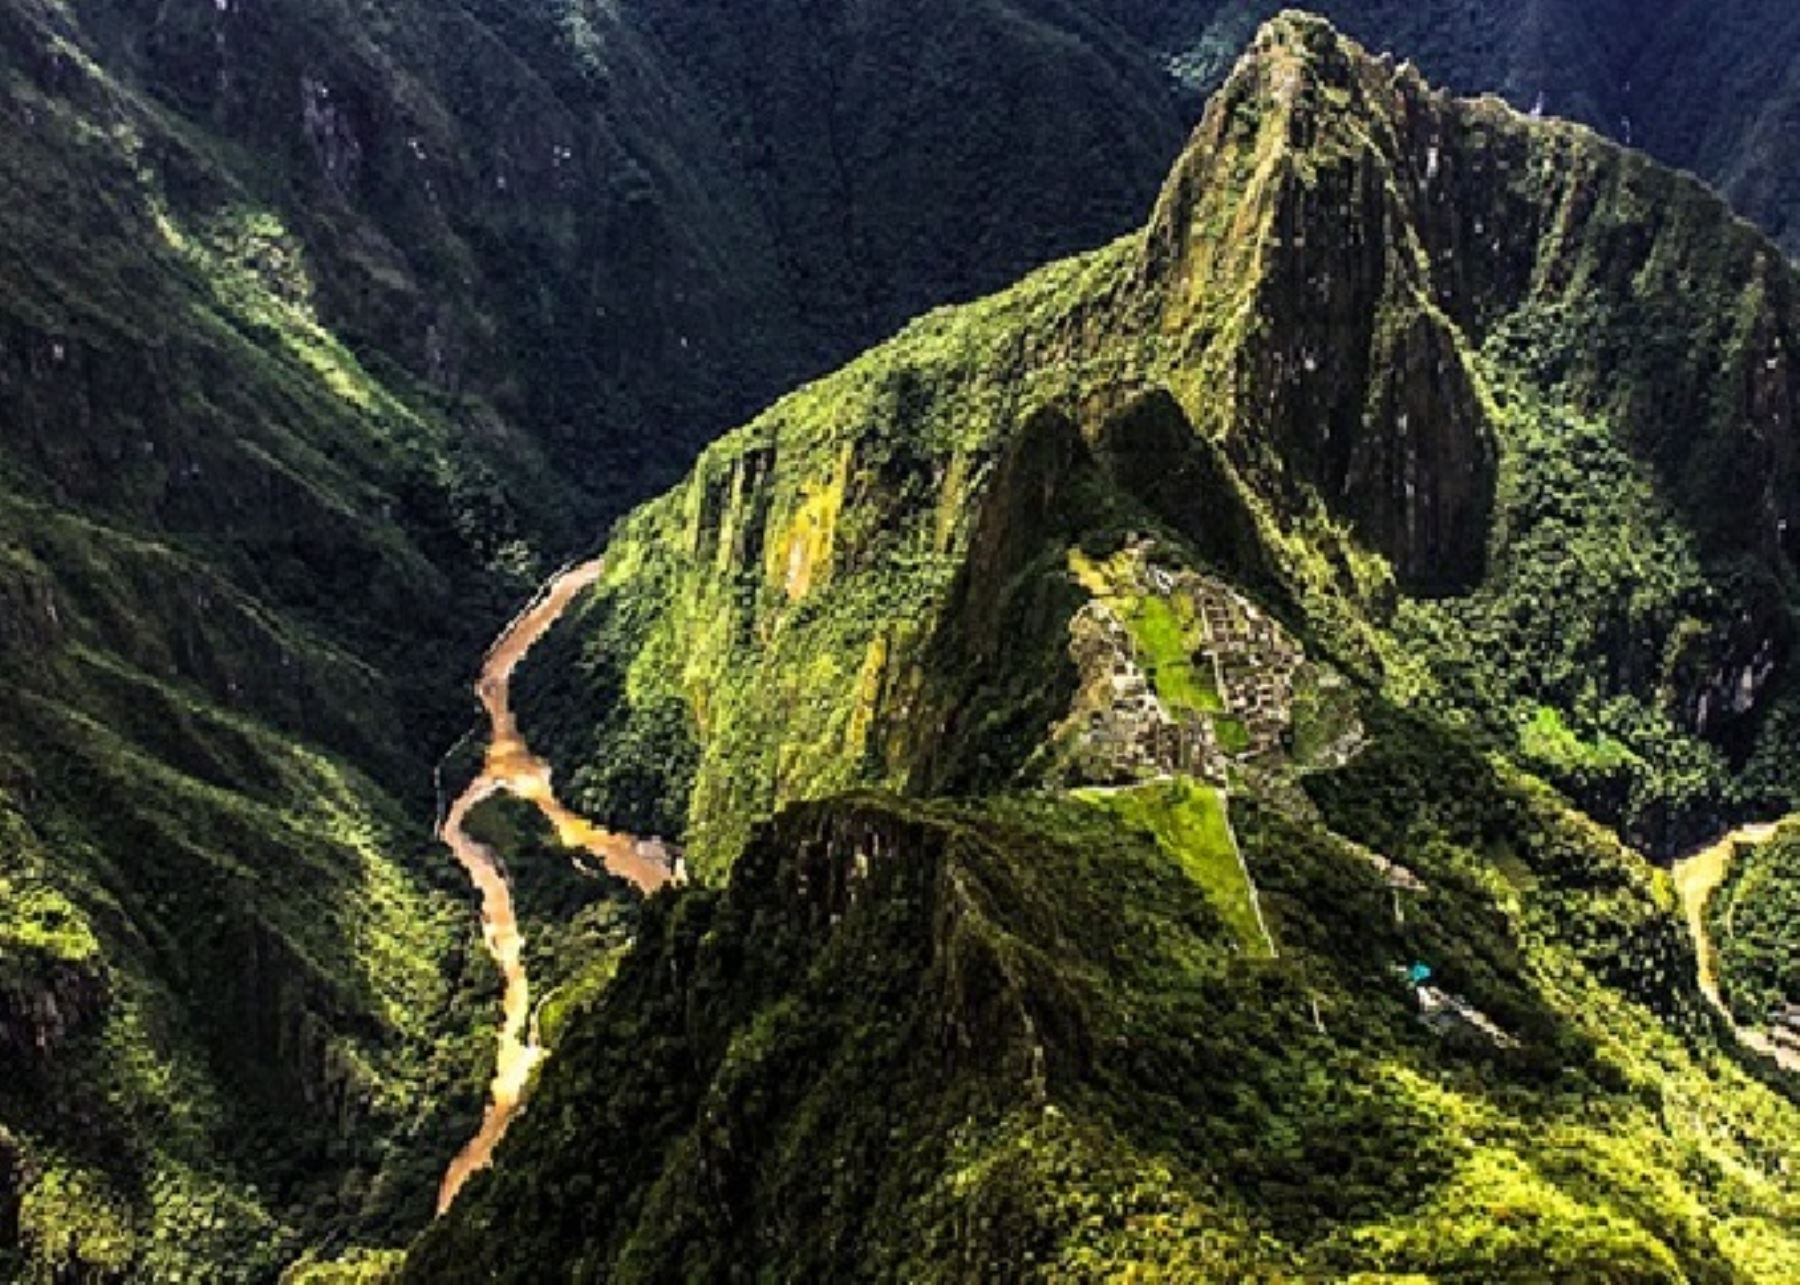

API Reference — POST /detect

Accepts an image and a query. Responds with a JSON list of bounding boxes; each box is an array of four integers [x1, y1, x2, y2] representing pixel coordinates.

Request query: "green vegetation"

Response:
[[1216, 716, 1253, 756], [281, 1249, 404, 1284], [1389, 374, 1738, 849], [413, 746, 1800, 1279], [0, 0, 1201, 1268], [435, 15, 1800, 1278], [0, 1, 584, 1274], [1077, 779, 1271, 956], [8, 0, 1800, 1278], [1137, 596, 1223, 713], [520, 10, 1800, 876], [513, 240, 1147, 877], [1712, 825, 1800, 1027], [1147, 1, 1800, 261], [1519, 704, 1641, 778], [0, 878, 98, 968]]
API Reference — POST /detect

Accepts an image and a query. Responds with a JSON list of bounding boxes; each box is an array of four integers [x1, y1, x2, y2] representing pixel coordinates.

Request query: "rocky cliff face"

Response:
[[1142, 21, 1501, 593], [1145, 14, 1800, 599], [13, 0, 1800, 538]]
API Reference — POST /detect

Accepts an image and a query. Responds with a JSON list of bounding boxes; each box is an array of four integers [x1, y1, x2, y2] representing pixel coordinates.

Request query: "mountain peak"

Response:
[[1139, 13, 1502, 593], [1139, 10, 1798, 597], [1144, 10, 1442, 301]]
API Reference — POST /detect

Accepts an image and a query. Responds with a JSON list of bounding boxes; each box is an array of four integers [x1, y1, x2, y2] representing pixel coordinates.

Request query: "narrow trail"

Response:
[[436, 559, 682, 1215], [1671, 822, 1799, 1074]]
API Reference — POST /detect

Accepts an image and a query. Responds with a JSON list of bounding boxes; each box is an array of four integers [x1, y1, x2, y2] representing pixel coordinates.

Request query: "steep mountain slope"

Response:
[[14, 0, 1198, 512], [519, 6, 1800, 870], [1137, 0, 1644, 120], [7, 1, 1800, 1279], [632, 0, 1186, 339], [412, 15, 1800, 1279], [18, 0, 1800, 530], [411, 780, 1800, 1280], [0, 8, 586, 1276], [0, 1, 1194, 1276]]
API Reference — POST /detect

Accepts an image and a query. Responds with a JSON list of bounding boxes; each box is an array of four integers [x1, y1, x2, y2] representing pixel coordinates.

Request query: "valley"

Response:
[[3, 2, 1800, 1279], [434, 559, 679, 1215]]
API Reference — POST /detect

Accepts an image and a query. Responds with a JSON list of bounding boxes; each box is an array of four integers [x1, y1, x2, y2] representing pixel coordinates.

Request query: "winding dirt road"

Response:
[[1672, 822, 1799, 1074], [436, 559, 682, 1215]]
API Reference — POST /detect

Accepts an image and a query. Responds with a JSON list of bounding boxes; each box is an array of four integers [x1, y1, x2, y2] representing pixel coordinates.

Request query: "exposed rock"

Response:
[[0, 559, 63, 660], [226, 918, 373, 1136], [1416, 984, 1518, 1049], [0, 956, 105, 1069], [1144, 15, 1498, 594], [299, 76, 364, 195]]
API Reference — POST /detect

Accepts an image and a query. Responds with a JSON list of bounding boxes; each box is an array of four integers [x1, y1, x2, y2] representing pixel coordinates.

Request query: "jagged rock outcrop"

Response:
[[1145, 13, 1800, 601], [1144, 21, 1498, 593]]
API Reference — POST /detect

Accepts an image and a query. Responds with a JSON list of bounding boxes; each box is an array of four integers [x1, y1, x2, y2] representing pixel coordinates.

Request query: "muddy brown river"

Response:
[[436, 559, 680, 1214]]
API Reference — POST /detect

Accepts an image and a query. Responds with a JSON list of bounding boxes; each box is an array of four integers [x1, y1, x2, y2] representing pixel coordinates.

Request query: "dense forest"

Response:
[[1, 2, 1799, 1280], [414, 14, 1800, 1280]]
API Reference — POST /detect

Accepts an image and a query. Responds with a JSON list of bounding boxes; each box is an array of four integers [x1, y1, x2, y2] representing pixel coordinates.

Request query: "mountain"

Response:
[[11, 1, 1800, 532], [405, 14, 1800, 1280], [5, 1, 1800, 1279], [1132, 0, 1800, 261], [513, 6, 1800, 872], [0, 0, 1200, 1275], [8, 0, 1203, 512], [0, 3, 573, 1275]]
